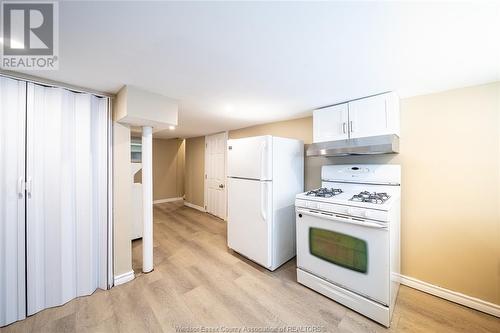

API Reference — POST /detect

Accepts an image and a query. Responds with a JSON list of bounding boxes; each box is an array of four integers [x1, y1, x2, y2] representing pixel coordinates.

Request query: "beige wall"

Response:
[[225, 82, 500, 305], [112, 121, 133, 277], [134, 138, 185, 200], [185, 136, 205, 207], [230, 117, 313, 143]]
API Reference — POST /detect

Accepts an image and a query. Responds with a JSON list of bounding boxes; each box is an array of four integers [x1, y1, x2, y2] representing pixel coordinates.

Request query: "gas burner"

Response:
[[350, 191, 390, 204], [306, 188, 343, 198]]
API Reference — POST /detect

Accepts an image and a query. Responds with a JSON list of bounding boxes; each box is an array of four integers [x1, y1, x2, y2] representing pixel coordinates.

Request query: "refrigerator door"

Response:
[[227, 135, 273, 180], [227, 177, 272, 268]]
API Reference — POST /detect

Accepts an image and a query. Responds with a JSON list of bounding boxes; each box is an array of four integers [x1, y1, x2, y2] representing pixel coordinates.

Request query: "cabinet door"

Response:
[[313, 103, 349, 143], [348, 93, 399, 139]]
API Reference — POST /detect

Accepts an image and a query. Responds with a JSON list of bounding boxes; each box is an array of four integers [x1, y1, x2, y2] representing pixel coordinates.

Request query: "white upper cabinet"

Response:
[[312, 92, 400, 143], [313, 103, 349, 143], [348, 92, 400, 139]]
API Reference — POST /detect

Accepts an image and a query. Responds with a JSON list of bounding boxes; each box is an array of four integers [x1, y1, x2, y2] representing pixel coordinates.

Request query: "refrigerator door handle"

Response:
[[260, 181, 267, 222]]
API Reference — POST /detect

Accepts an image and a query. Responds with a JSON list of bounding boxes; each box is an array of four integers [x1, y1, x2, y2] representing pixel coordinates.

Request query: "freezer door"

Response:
[[227, 135, 272, 180], [227, 178, 272, 268]]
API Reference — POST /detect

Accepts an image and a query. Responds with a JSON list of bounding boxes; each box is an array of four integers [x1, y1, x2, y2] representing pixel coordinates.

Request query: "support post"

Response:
[[142, 126, 153, 273]]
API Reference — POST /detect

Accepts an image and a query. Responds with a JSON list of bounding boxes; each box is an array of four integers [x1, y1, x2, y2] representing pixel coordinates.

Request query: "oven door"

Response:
[[296, 208, 389, 305]]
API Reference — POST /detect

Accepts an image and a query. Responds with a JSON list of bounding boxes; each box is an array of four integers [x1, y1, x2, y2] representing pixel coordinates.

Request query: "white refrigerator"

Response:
[[227, 135, 304, 270]]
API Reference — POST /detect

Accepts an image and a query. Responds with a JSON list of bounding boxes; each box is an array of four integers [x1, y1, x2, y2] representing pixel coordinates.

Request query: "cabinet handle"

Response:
[[342, 122, 346, 134], [349, 121, 354, 132]]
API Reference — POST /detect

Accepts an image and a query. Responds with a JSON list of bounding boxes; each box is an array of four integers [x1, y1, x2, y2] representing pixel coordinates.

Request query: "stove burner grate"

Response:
[[306, 188, 343, 198], [350, 191, 390, 204]]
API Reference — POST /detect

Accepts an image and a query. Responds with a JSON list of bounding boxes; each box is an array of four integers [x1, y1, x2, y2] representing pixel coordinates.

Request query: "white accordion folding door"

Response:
[[0, 76, 27, 327], [0, 76, 110, 327], [26, 83, 109, 316]]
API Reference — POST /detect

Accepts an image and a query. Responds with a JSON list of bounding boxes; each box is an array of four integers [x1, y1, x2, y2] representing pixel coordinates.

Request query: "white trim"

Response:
[[396, 274, 500, 318], [224, 130, 228, 220], [114, 270, 135, 286], [204, 136, 207, 213], [153, 197, 183, 204], [0, 71, 113, 98], [107, 98, 114, 289], [184, 201, 206, 212]]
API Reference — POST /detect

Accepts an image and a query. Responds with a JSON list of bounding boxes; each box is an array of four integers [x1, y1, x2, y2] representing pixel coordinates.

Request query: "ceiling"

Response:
[[19, 1, 500, 139]]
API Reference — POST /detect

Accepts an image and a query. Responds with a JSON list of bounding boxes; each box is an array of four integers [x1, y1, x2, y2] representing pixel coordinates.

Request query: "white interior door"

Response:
[[0, 77, 27, 327], [205, 132, 227, 219], [227, 178, 272, 268], [26, 83, 109, 316]]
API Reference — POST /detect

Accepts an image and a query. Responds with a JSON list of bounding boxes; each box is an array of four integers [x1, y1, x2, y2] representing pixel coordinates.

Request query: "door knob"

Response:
[[219, 184, 224, 189]]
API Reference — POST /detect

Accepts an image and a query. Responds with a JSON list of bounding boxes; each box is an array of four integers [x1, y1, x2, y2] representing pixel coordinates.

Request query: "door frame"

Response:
[[107, 97, 114, 289], [204, 131, 228, 220]]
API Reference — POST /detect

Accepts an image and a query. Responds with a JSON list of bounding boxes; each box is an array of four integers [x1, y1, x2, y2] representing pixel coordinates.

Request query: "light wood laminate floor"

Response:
[[2, 201, 499, 332]]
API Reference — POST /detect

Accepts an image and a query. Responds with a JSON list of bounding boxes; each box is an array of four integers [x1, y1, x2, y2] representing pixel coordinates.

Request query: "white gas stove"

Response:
[[295, 164, 401, 327]]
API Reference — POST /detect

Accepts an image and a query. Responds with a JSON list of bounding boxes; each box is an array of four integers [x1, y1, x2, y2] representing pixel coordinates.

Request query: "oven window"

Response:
[[309, 228, 368, 273]]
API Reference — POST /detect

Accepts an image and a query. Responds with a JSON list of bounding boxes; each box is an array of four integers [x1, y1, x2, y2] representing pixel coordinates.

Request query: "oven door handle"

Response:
[[297, 208, 388, 229]]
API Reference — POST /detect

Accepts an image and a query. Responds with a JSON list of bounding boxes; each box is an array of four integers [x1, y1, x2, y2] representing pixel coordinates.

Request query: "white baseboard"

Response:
[[114, 270, 135, 286], [184, 201, 205, 212], [153, 197, 183, 204], [396, 274, 500, 318]]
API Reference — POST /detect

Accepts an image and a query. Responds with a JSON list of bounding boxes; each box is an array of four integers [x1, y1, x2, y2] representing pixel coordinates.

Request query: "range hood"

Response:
[[306, 134, 399, 157]]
